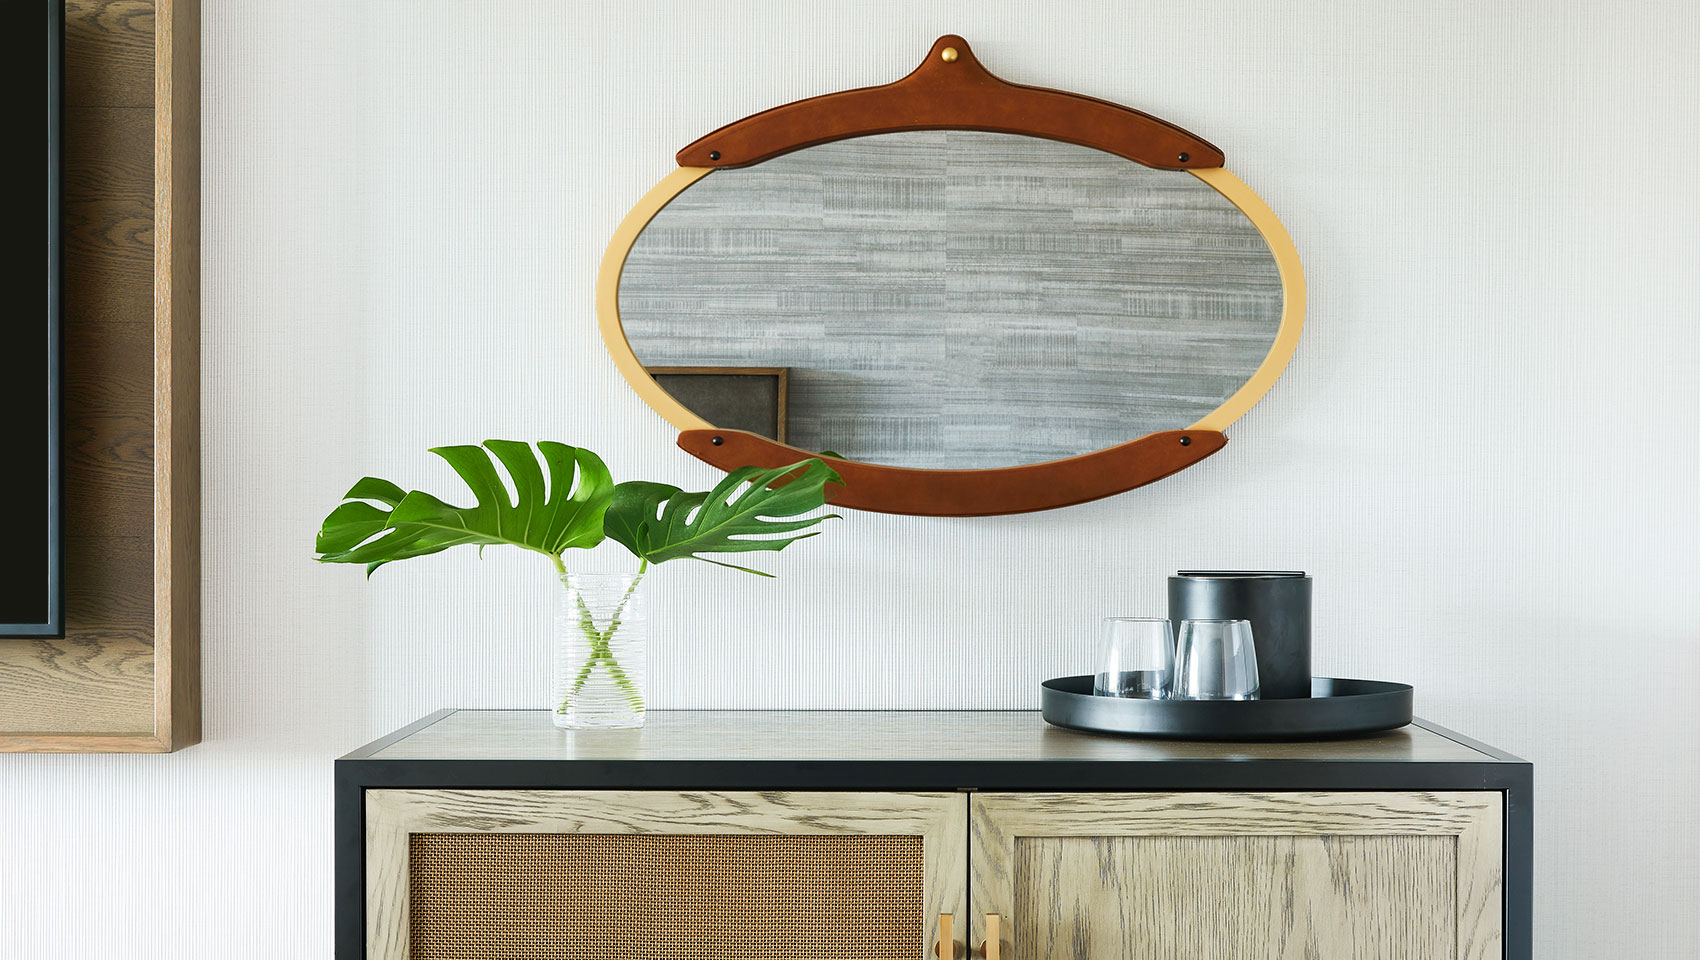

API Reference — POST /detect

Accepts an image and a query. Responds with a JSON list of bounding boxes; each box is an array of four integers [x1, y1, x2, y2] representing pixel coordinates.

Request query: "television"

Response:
[[2, 0, 64, 636]]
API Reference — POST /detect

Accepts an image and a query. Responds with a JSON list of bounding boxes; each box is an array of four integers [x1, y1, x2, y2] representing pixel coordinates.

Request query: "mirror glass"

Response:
[[618, 131, 1283, 469]]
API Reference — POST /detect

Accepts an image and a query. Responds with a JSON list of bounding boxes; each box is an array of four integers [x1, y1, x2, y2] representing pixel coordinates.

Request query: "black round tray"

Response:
[[1041, 676, 1413, 741]]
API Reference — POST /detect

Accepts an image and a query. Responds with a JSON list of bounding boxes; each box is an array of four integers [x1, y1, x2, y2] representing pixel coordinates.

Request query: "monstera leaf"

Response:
[[605, 460, 841, 576], [315, 440, 614, 575]]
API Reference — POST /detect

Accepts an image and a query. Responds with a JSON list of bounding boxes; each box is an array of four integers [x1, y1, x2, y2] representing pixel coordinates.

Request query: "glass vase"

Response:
[[552, 572, 647, 729]]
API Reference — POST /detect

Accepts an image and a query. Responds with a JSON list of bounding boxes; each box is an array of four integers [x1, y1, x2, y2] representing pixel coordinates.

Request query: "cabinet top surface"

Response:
[[349, 710, 1518, 765]]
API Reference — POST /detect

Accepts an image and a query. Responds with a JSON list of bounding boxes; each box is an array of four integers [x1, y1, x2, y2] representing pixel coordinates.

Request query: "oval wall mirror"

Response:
[[599, 36, 1305, 516]]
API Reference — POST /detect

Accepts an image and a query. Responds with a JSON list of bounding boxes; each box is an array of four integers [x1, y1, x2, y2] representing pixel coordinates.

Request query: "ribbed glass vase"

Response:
[[551, 572, 647, 729]]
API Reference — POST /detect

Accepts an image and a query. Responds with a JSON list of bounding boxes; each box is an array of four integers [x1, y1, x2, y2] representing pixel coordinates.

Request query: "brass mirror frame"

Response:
[[598, 35, 1305, 517]]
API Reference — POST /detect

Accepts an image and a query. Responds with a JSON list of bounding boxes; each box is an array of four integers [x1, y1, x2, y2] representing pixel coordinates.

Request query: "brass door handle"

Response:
[[934, 913, 954, 958], [981, 913, 1001, 960]]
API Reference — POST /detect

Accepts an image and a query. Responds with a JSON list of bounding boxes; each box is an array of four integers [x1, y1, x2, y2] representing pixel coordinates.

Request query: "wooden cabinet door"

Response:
[[970, 792, 1502, 960], [366, 790, 967, 960]]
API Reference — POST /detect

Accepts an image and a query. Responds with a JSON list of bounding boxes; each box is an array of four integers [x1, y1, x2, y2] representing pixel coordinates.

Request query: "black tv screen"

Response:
[[1, 0, 64, 636]]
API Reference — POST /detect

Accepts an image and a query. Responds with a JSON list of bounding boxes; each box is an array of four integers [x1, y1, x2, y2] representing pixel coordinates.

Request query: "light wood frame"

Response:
[[365, 789, 967, 960], [0, 0, 200, 752], [970, 791, 1503, 960]]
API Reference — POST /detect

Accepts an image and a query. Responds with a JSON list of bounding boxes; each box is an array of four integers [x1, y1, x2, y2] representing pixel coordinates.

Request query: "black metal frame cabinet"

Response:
[[336, 710, 1531, 959]]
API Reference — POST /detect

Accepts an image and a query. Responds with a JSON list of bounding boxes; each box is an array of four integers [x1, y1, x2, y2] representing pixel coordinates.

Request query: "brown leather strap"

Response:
[[677, 35, 1224, 171], [677, 429, 1228, 517]]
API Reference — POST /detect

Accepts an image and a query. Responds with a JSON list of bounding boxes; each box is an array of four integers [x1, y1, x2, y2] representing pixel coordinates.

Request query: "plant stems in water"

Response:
[[558, 559, 648, 714]]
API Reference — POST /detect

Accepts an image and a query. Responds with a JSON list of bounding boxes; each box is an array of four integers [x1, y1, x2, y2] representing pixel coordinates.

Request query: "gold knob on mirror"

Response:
[[941, 47, 959, 62]]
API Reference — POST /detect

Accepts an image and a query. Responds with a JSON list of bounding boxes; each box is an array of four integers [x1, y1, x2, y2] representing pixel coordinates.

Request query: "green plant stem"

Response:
[[577, 563, 646, 698], [557, 558, 648, 715]]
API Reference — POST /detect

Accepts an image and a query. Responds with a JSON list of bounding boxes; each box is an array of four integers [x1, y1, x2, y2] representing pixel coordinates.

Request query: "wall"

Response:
[[3, 0, 1696, 955]]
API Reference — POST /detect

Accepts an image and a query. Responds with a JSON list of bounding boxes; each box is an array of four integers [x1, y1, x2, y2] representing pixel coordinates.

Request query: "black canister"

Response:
[[1169, 571, 1312, 700]]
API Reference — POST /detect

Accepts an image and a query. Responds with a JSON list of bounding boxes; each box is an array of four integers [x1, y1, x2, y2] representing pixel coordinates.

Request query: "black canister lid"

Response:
[[1176, 570, 1308, 579]]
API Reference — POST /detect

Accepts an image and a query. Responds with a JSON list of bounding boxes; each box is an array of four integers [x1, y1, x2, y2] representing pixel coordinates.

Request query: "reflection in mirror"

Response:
[[619, 131, 1282, 470], [645, 367, 788, 442]]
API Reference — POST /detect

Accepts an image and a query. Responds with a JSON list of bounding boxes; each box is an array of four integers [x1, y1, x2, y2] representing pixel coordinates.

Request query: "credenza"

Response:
[[337, 710, 1531, 959]]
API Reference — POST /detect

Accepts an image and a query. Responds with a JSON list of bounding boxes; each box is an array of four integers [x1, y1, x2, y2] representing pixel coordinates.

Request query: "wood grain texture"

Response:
[[1015, 834, 1455, 960], [63, 106, 153, 201], [62, 253, 153, 325], [153, 0, 201, 749], [677, 427, 1227, 517], [365, 710, 1503, 764], [0, 0, 197, 751], [60, 117, 153, 326], [677, 35, 1224, 172], [0, 636, 152, 732], [62, 322, 153, 537], [366, 791, 967, 960], [970, 792, 1502, 960], [65, 199, 154, 287], [63, 536, 153, 631], [64, 0, 154, 108]]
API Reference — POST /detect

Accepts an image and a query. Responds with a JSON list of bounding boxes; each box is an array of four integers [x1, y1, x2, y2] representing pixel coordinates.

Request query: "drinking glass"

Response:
[[1173, 619, 1261, 700], [1093, 618, 1175, 699]]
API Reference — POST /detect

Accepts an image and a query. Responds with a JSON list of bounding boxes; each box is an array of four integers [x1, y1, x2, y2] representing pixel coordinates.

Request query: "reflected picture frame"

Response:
[[644, 366, 788, 443]]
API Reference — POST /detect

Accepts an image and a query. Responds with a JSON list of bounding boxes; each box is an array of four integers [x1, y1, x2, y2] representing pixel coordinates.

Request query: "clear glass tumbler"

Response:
[[1173, 619, 1260, 700], [1093, 617, 1176, 699], [552, 572, 647, 729]]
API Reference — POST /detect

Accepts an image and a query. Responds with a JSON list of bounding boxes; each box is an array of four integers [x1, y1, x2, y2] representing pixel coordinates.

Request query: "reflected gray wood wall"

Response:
[[620, 132, 1282, 469]]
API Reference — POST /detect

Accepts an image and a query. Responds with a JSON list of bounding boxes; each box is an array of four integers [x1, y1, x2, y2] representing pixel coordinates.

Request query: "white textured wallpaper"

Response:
[[4, 0, 1698, 956]]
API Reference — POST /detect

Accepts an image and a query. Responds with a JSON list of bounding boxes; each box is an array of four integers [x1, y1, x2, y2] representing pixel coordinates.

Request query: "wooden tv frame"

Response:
[[0, 0, 199, 752]]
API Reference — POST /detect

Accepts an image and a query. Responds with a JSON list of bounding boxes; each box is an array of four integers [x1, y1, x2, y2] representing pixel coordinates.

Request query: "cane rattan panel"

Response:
[[408, 832, 924, 959]]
